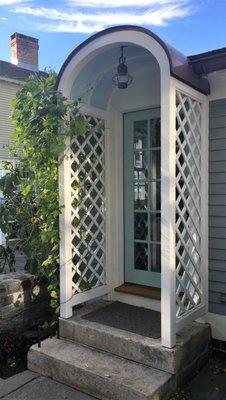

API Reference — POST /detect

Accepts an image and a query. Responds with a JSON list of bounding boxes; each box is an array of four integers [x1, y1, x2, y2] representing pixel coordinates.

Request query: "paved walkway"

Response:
[[0, 364, 226, 400], [0, 372, 95, 400]]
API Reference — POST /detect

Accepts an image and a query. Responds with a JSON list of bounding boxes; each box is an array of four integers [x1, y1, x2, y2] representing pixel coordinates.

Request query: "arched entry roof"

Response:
[[57, 25, 210, 95]]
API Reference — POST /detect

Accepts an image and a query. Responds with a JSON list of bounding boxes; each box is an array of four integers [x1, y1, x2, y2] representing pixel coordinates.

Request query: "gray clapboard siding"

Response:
[[209, 259, 226, 271], [209, 248, 226, 261], [209, 99, 226, 316], [209, 161, 226, 173], [210, 105, 226, 117], [209, 184, 226, 195], [209, 216, 226, 228], [209, 227, 226, 239], [209, 127, 226, 139], [209, 205, 226, 216], [209, 139, 226, 151], [209, 238, 226, 250], [209, 115, 226, 129], [209, 150, 226, 162], [210, 281, 226, 294], [209, 194, 226, 206], [209, 270, 226, 283], [209, 172, 226, 184]]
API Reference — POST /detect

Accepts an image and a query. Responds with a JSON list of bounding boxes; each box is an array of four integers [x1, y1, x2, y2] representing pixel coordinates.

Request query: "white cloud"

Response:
[[0, 0, 28, 4], [69, 0, 188, 7], [37, 21, 104, 34], [12, 2, 192, 33]]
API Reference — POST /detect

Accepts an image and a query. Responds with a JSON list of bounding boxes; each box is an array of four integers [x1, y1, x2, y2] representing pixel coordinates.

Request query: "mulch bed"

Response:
[[169, 355, 226, 400], [0, 357, 27, 379], [0, 322, 58, 379]]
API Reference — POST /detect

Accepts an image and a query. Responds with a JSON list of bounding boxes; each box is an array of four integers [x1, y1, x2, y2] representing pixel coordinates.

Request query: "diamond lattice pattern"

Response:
[[175, 92, 203, 319], [70, 116, 106, 294]]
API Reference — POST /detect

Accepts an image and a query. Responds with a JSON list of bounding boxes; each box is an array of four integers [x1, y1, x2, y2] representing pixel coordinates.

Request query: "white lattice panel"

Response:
[[70, 115, 106, 294], [175, 91, 203, 319]]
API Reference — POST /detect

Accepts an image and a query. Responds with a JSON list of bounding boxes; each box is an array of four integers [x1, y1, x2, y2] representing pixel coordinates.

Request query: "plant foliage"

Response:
[[0, 73, 93, 313]]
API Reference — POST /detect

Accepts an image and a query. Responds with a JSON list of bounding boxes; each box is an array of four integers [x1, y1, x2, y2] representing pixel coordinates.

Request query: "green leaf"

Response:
[[73, 117, 87, 136], [22, 184, 32, 197], [50, 290, 58, 299]]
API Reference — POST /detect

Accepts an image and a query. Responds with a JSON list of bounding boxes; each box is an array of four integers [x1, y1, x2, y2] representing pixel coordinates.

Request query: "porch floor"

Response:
[[82, 301, 161, 339]]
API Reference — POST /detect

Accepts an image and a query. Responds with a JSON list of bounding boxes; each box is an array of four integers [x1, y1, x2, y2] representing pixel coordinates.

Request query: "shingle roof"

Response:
[[0, 60, 48, 82], [188, 47, 226, 75]]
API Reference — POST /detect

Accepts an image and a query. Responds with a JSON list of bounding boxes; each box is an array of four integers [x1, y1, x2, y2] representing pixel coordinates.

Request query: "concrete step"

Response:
[[28, 337, 174, 400], [59, 301, 211, 381]]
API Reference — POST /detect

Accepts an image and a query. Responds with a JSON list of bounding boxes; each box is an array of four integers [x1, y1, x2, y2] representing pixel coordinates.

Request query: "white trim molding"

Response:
[[160, 77, 176, 348]]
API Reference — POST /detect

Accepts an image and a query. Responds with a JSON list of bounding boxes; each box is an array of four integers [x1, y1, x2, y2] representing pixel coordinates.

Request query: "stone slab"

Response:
[[0, 370, 38, 398], [59, 301, 211, 379], [1, 376, 95, 400], [28, 338, 174, 400]]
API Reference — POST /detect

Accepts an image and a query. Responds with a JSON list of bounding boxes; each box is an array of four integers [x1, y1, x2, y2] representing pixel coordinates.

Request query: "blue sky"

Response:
[[0, 0, 226, 72]]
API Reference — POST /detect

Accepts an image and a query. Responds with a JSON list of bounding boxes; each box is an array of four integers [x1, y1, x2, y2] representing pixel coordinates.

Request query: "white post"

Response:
[[161, 77, 176, 348], [59, 138, 73, 319]]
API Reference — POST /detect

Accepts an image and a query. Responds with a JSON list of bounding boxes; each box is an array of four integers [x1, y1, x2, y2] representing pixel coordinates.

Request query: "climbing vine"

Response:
[[0, 73, 96, 314]]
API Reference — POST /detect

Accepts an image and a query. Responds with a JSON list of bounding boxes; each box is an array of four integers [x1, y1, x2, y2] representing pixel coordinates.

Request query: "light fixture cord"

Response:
[[119, 46, 126, 64]]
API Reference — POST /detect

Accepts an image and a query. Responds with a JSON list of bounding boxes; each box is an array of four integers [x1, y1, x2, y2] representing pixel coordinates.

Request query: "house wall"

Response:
[[0, 78, 21, 159], [199, 70, 226, 341], [209, 98, 226, 316], [0, 78, 21, 245]]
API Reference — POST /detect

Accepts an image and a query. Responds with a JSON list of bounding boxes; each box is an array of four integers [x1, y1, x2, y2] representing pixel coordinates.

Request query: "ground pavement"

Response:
[[0, 363, 226, 400]]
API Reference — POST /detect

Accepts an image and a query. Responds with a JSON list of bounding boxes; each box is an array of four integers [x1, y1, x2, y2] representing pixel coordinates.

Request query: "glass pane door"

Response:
[[124, 108, 161, 287]]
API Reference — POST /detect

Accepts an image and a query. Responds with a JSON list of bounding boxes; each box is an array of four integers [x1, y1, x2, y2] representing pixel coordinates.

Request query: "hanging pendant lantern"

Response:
[[112, 46, 133, 89]]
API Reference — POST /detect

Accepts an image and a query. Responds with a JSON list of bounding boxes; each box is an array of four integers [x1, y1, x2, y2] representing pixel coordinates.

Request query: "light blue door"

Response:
[[124, 108, 161, 288]]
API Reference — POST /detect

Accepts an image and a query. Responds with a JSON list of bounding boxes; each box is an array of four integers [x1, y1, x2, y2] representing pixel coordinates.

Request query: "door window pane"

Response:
[[134, 243, 148, 270], [134, 212, 148, 240], [134, 120, 148, 149], [134, 151, 148, 180], [134, 183, 148, 210]]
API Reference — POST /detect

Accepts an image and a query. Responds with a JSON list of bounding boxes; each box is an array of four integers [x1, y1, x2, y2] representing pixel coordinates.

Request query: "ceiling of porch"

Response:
[[70, 44, 160, 110]]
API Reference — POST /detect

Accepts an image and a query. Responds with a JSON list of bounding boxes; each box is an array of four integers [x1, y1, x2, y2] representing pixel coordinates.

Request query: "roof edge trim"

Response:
[[56, 25, 210, 95]]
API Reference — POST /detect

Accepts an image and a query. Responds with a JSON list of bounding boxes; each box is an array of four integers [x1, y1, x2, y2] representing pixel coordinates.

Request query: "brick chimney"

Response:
[[10, 33, 39, 71]]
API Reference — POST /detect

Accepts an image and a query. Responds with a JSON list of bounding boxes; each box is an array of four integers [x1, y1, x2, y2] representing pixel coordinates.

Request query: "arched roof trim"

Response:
[[56, 25, 210, 95]]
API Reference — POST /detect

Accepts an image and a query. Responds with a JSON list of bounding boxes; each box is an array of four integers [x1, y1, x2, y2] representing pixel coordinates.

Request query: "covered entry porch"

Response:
[[58, 26, 209, 349]]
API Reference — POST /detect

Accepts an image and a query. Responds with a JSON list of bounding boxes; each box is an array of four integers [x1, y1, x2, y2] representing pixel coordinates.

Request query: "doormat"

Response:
[[82, 301, 161, 339]]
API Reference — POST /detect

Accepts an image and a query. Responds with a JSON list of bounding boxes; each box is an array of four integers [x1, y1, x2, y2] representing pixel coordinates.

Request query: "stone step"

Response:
[[28, 337, 174, 400], [59, 302, 211, 380]]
